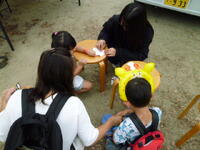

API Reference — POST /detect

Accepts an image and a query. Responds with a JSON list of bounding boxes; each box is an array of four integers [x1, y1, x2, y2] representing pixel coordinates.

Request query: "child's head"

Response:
[[51, 31, 76, 51], [125, 77, 152, 108]]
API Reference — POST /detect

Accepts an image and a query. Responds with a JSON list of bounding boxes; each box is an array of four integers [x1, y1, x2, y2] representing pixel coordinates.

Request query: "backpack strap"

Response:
[[128, 109, 159, 136], [149, 109, 159, 131], [46, 93, 71, 120], [129, 113, 147, 136], [22, 89, 35, 116]]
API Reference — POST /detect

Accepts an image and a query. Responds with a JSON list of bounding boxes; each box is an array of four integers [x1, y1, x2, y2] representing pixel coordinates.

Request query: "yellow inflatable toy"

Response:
[[115, 62, 156, 101]]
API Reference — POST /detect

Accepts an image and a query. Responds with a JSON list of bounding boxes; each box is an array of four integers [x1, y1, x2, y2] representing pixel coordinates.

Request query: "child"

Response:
[[51, 31, 95, 93], [105, 78, 162, 150]]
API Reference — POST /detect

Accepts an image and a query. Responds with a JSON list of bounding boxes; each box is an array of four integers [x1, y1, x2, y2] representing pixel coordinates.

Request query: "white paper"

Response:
[[92, 48, 105, 56]]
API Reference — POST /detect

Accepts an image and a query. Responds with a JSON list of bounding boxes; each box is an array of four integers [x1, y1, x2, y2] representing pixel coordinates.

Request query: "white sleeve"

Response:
[[0, 107, 10, 141], [77, 100, 99, 146], [0, 90, 22, 141]]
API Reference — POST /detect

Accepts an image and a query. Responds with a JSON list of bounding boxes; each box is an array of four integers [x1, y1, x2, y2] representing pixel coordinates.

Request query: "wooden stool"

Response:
[[176, 95, 200, 147], [73, 40, 107, 92], [110, 61, 161, 109]]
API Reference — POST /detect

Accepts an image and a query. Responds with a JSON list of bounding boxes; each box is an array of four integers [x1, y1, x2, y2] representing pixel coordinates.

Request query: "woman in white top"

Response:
[[0, 48, 122, 150]]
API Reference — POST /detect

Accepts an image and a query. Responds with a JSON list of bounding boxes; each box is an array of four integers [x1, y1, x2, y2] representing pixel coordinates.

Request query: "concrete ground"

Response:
[[0, 0, 200, 149]]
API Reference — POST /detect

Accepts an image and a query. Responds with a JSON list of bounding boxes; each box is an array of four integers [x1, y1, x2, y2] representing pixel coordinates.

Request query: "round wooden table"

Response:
[[110, 61, 161, 109], [73, 40, 107, 92]]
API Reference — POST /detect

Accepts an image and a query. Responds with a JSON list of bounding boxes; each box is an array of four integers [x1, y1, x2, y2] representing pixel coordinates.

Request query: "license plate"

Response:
[[164, 0, 189, 9]]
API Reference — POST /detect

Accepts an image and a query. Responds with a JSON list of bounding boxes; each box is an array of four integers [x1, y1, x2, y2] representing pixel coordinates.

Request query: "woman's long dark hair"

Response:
[[30, 48, 74, 103], [119, 2, 152, 49]]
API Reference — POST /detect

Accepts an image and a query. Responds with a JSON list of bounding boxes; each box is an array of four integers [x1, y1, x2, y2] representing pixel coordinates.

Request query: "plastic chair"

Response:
[[176, 95, 200, 147], [0, 20, 14, 51], [60, 0, 81, 6]]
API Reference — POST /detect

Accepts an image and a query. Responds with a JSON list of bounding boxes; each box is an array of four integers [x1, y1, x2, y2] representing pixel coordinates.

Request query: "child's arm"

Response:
[[73, 59, 87, 76], [74, 46, 96, 57]]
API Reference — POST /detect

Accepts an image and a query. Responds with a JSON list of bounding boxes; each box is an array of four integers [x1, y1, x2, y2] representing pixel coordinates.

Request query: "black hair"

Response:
[[125, 77, 152, 107], [51, 31, 76, 51], [119, 2, 152, 49], [30, 48, 74, 103]]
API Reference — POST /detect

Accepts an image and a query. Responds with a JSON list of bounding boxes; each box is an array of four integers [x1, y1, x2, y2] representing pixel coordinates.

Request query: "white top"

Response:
[[0, 90, 99, 150]]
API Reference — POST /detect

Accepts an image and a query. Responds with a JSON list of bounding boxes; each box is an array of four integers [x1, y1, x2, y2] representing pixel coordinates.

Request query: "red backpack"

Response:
[[128, 109, 164, 150]]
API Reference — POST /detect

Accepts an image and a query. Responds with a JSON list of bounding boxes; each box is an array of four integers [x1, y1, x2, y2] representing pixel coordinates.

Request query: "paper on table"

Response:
[[92, 48, 105, 56]]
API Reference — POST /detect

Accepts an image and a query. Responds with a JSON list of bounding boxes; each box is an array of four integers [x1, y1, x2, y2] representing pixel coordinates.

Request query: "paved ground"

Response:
[[0, 0, 200, 149]]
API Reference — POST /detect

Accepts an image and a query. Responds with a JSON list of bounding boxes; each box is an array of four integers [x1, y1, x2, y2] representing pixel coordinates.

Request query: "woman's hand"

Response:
[[0, 88, 16, 112], [108, 114, 123, 126], [95, 113, 122, 145], [96, 40, 106, 50], [105, 48, 116, 57], [116, 109, 133, 117]]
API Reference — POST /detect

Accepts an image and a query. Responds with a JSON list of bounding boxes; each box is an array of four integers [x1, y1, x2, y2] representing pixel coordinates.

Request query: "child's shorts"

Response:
[[73, 75, 84, 91]]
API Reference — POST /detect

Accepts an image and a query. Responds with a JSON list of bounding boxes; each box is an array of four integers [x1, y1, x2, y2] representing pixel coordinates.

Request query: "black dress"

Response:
[[98, 15, 154, 66]]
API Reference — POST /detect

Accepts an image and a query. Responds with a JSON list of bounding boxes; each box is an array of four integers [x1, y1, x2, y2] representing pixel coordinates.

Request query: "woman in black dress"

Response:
[[96, 2, 154, 66]]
